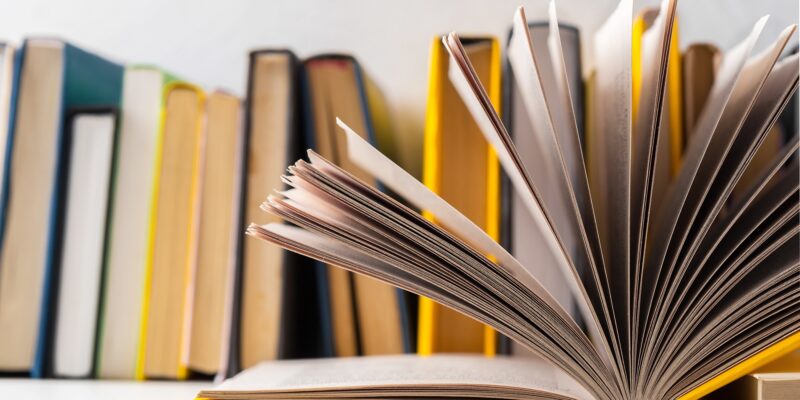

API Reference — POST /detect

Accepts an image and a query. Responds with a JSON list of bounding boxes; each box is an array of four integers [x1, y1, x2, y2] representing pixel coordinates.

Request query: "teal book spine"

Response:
[[31, 41, 123, 378]]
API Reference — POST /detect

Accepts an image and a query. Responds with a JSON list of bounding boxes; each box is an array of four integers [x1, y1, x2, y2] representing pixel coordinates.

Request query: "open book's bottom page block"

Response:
[[197, 355, 594, 400]]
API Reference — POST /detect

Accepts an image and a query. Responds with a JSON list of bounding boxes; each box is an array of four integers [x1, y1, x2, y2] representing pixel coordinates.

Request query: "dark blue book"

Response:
[[302, 54, 415, 356], [231, 49, 329, 380]]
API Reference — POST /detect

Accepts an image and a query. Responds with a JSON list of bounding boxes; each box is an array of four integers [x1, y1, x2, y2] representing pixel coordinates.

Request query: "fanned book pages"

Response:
[[202, 1, 799, 399]]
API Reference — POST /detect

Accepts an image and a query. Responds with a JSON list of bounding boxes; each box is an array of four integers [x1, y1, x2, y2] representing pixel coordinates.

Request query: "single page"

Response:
[[587, 0, 633, 367]]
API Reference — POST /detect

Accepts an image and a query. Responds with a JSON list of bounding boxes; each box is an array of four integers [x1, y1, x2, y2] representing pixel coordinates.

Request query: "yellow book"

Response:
[[136, 82, 205, 380], [417, 36, 501, 357], [679, 332, 800, 399]]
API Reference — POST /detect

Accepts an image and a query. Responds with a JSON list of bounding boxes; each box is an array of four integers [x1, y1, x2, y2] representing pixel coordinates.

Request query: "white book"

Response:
[[53, 111, 116, 377]]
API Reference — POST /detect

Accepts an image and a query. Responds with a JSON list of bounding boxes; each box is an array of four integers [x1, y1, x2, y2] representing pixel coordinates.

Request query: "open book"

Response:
[[202, 0, 799, 399]]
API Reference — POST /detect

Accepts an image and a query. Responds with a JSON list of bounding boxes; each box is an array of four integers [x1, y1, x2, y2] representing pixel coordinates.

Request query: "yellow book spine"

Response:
[[135, 82, 170, 381], [418, 37, 444, 356], [482, 38, 502, 357], [632, 13, 683, 172], [666, 18, 683, 175], [679, 332, 800, 400]]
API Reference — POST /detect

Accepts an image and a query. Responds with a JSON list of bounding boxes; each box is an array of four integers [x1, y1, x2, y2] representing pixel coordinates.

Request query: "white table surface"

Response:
[[0, 379, 210, 400]]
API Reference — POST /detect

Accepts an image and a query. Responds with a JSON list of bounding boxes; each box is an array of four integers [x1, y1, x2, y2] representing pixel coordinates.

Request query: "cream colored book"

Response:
[[709, 372, 800, 400], [184, 91, 243, 375], [209, 1, 797, 399]]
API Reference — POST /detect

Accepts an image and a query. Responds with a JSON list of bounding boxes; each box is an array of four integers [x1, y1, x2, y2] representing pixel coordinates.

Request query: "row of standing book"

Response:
[[0, 40, 414, 380], [0, 6, 797, 394]]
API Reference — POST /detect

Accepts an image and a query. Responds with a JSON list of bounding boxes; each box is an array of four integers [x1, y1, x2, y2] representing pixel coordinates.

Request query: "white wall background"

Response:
[[1, 0, 797, 174]]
